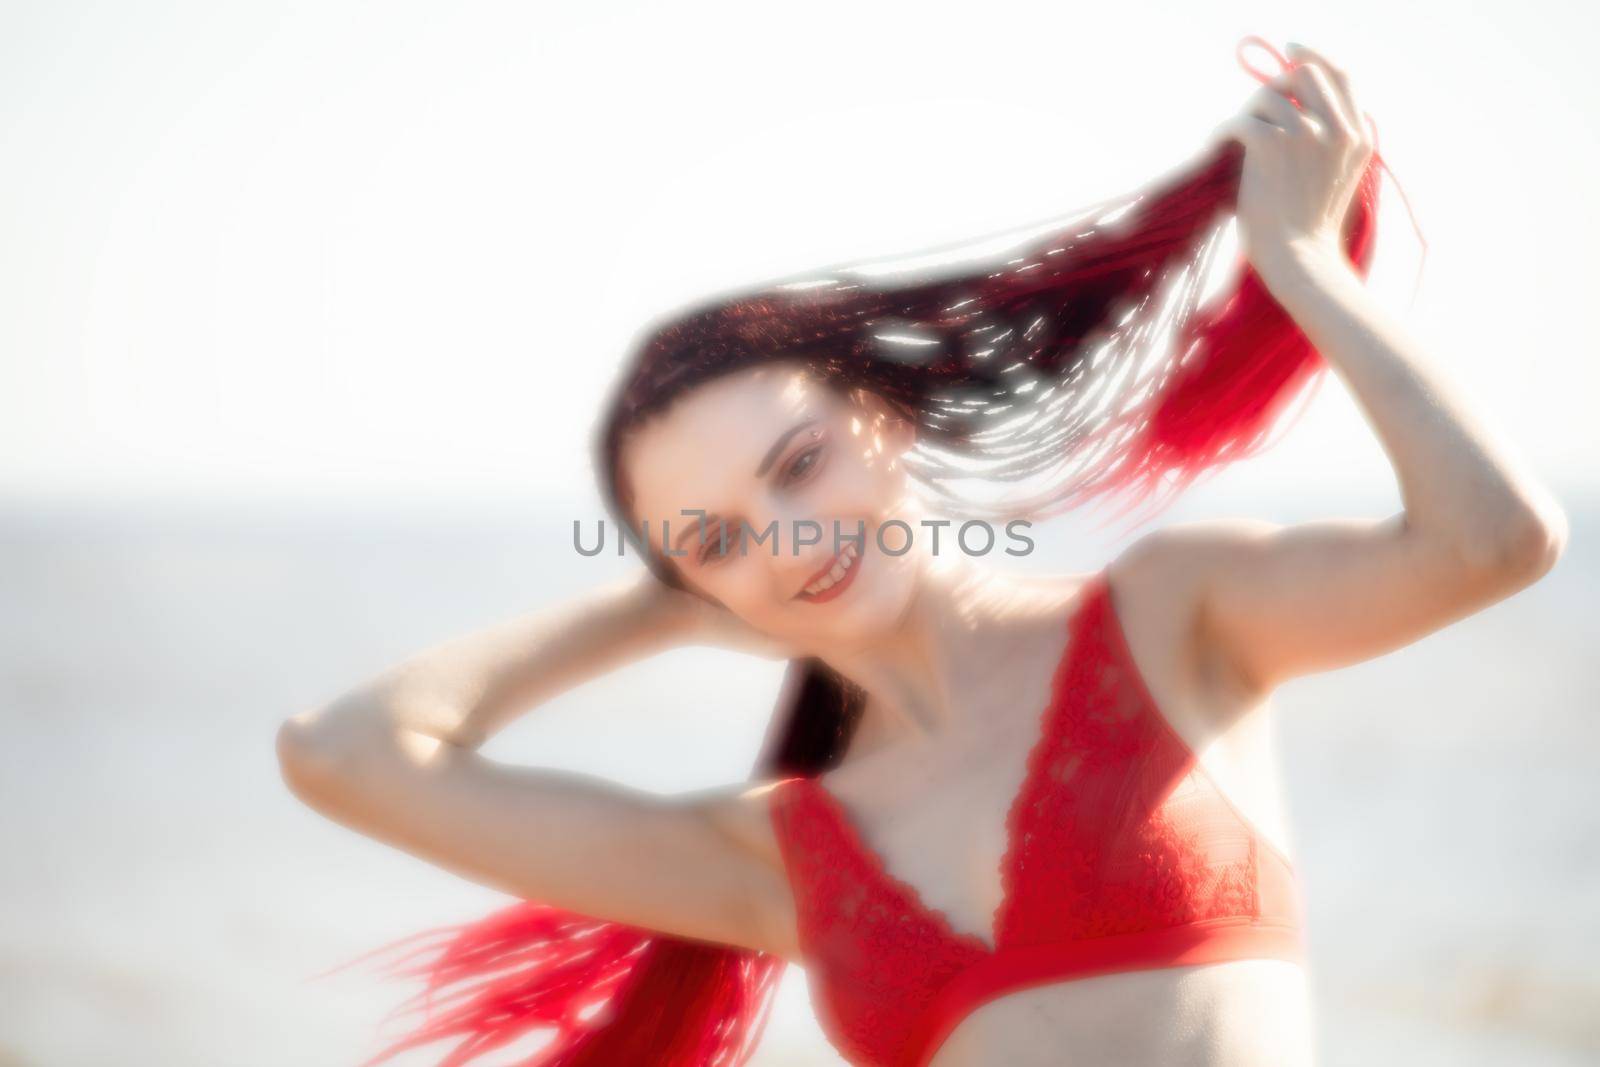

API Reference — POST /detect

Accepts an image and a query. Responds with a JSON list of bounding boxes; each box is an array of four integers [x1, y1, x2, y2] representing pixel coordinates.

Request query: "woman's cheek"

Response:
[[828, 456, 893, 518], [726, 564, 793, 631]]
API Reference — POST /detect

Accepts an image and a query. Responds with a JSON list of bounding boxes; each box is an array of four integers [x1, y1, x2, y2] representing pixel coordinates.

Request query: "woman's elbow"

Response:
[[276, 711, 375, 814], [1514, 500, 1568, 581], [1457, 494, 1569, 592], [278, 715, 336, 808]]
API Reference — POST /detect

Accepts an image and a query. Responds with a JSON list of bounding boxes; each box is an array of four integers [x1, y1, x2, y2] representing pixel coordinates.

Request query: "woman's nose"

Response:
[[757, 500, 831, 579]]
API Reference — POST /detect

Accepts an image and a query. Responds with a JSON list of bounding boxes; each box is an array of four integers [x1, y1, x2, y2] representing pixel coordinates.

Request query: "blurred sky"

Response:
[[2, 0, 1597, 513]]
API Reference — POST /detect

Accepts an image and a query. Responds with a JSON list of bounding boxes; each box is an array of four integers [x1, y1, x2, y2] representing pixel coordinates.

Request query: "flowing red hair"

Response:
[[329, 35, 1421, 1067]]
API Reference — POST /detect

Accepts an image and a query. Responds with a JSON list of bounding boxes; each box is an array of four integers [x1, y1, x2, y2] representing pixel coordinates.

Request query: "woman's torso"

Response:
[[736, 567, 1313, 1066]]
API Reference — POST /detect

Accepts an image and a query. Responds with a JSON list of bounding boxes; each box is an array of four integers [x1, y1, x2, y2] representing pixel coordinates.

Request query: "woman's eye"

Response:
[[699, 525, 742, 564], [782, 444, 824, 486]]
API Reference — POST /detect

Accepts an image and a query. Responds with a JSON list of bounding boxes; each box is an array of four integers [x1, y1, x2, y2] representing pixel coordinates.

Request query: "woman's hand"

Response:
[[637, 569, 791, 661], [1215, 43, 1374, 278]]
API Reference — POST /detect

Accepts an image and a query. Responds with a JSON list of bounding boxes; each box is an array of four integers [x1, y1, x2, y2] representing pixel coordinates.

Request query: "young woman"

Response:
[[278, 41, 1566, 1067]]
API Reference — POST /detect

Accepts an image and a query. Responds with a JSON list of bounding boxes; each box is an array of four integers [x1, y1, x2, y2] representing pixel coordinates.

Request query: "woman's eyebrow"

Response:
[[755, 418, 817, 477]]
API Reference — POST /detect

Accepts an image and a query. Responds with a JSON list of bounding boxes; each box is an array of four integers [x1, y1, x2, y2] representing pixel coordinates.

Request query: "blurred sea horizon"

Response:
[[1, 486, 1595, 1066]]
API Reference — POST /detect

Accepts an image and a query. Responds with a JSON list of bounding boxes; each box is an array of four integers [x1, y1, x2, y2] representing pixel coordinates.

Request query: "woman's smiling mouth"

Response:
[[794, 540, 861, 603]]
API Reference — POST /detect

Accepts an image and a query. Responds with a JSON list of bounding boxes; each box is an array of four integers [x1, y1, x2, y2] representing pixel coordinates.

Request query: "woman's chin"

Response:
[[790, 553, 917, 646]]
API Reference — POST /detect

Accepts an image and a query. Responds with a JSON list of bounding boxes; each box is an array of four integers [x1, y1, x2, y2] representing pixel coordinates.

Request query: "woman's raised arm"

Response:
[[1113, 44, 1566, 710], [274, 571, 799, 957]]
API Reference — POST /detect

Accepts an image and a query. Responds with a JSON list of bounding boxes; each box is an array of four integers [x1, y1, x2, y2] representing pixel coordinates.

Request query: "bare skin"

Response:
[[277, 45, 1568, 1065]]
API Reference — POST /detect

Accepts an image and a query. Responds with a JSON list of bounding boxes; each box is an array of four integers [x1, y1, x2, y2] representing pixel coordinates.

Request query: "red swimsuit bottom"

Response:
[[766, 570, 1305, 1067]]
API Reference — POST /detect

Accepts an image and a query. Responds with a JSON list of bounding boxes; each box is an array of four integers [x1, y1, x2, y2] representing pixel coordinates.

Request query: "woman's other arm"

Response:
[[275, 572, 798, 957], [1116, 44, 1566, 708]]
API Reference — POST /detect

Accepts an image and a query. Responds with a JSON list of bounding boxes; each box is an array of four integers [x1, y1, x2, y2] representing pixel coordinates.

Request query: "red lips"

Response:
[[795, 542, 862, 604]]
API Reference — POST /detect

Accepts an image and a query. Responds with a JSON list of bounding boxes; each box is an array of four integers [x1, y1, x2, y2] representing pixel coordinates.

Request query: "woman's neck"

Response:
[[821, 550, 1045, 748]]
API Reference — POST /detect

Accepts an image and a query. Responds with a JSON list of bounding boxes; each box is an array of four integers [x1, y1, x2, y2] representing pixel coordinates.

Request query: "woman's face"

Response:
[[620, 362, 924, 653]]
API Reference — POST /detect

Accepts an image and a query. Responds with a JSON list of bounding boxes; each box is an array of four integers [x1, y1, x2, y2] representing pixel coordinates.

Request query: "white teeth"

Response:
[[803, 571, 836, 595], [802, 542, 861, 597]]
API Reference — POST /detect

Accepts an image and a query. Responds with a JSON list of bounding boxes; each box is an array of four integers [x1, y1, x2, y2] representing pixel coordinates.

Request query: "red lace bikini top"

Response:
[[766, 570, 1306, 1067]]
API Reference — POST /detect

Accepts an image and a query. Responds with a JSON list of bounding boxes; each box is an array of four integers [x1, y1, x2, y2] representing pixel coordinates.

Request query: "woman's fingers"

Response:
[[1286, 43, 1362, 128], [1246, 76, 1317, 135], [1215, 111, 1284, 155], [1287, 62, 1358, 142]]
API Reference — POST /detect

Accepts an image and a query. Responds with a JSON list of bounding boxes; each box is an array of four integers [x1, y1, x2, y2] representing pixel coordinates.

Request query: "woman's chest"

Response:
[[826, 626, 1067, 946], [776, 573, 1309, 1066]]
